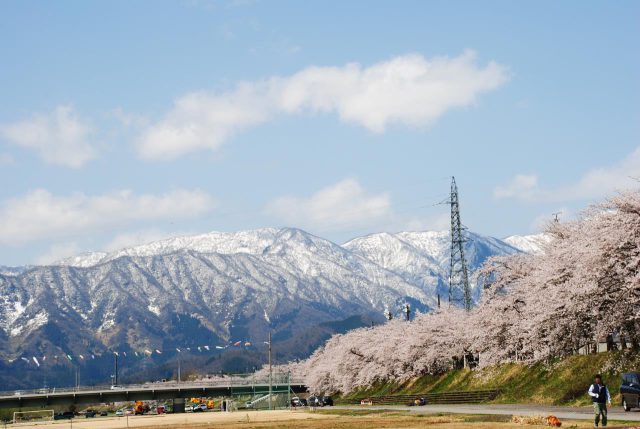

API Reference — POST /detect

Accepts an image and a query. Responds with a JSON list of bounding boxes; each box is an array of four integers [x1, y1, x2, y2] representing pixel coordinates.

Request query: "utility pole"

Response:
[[177, 357, 181, 385], [447, 176, 472, 311], [113, 353, 119, 386], [75, 366, 79, 390], [268, 331, 272, 411]]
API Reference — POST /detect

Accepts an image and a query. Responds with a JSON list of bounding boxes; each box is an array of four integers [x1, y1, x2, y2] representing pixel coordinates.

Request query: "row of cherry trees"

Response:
[[299, 191, 640, 394]]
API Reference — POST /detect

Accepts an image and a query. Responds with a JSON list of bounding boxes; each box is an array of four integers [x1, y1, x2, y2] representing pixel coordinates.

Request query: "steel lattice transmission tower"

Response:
[[447, 176, 472, 311]]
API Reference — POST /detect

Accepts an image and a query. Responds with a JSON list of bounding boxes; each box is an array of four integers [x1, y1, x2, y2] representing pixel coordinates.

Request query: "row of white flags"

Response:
[[16, 341, 253, 367]]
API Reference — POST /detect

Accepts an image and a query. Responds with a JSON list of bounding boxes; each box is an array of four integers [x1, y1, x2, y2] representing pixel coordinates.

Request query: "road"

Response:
[[338, 403, 640, 422]]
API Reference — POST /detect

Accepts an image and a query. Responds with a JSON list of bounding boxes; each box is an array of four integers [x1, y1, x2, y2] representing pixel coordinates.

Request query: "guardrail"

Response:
[[340, 389, 501, 406]]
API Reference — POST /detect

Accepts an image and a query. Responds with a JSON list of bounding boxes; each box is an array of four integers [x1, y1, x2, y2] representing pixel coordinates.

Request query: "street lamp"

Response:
[[264, 332, 272, 410]]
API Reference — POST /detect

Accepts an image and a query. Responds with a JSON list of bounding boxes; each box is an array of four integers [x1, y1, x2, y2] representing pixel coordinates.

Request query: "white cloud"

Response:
[[0, 105, 96, 168], [0, 189, 215, 245], [35, 242, 81, 265], [402, 212, 451, 232], [494, 146, 640, 203], [493, 174, 538, 200], [138, 51, 508, 160], [109, 107, 149, 129], [265, 179, 391, 232]]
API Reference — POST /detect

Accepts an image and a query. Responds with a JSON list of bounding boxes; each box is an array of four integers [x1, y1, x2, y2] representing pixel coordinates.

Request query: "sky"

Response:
[[0, 0, 639, 266]]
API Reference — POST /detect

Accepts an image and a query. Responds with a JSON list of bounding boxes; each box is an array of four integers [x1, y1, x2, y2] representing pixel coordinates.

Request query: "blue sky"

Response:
[[0, 0, 638, 265]]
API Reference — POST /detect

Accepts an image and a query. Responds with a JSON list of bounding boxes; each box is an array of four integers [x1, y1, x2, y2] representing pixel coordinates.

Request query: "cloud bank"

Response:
[[0, 189, 215, 245], [265, 178, 391, 232], [494, 146, 640, 203], [138, 51, 508, 160]]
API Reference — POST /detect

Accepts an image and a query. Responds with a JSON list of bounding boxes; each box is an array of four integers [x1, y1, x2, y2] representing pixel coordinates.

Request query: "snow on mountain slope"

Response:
[[0, 228, 436, 360], [1, 226, 526, 388], [504, 233, 551, 254], [344, 230, 520, 302], [0, 266, 28, 276], [56, 228, 280, 267]]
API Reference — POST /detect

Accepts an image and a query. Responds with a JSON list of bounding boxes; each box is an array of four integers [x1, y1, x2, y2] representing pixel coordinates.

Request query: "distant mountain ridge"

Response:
[[504, 233, 551, 254], [0, 227, 535, 388]]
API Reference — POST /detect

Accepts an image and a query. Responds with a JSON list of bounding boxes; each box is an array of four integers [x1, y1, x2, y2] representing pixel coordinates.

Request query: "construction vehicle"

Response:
[[134, 401, 150, 415], [188, 397, 214, 411]]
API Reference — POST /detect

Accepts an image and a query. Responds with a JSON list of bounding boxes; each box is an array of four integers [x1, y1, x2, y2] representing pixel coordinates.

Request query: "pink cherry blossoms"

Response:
[[299, 190, 640, 394]]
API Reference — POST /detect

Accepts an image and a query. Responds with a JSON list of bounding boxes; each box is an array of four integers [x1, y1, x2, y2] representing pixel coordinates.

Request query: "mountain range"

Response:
[[0, 227, 535, 388]]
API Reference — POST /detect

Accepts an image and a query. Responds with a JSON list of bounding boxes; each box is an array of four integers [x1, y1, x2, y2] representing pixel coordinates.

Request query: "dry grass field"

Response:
[[7, 409, 640, 429]]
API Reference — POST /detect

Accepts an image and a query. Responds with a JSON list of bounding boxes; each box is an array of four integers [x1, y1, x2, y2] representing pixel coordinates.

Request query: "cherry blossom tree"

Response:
[[285, 190, 640, 394]]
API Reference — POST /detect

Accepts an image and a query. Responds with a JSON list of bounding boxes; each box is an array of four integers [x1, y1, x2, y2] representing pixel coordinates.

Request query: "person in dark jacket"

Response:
[[588, 374, 611, 427]]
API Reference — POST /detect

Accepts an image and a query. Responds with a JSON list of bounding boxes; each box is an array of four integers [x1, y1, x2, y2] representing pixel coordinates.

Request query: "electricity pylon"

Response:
[[447, 176, 472, 311]]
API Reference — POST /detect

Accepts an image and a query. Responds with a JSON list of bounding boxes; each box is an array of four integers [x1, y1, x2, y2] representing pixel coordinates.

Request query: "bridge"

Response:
[[0, 375, 307, 412]]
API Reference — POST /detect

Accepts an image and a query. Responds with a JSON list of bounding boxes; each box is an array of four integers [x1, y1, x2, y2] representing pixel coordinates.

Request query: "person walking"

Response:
[[588, 374, 611, 427]]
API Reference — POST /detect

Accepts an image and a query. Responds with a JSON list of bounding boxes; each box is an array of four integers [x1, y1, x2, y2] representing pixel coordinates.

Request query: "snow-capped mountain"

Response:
[[0, 227, 524, 388], [56, 228, 283, 268], [0, 265, 28, 276], [504, 233, 551, 255], [344, 230, 520, 301]]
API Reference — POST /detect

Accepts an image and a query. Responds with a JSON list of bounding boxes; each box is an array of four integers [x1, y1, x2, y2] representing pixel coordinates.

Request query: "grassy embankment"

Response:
[[342, 350, 640, 405]]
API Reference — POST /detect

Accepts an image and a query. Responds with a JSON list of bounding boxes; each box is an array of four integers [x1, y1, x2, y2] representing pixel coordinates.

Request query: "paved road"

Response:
[[338, 404, 640, 422]]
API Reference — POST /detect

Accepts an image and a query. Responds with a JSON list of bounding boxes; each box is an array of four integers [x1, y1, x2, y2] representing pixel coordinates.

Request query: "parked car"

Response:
[[192, 405, 204, 412], [115, 409, 124, 417], [185, 405, 194, 412], [320, 396, 334, 406], [99, 411, 108, 416], [54, 411, 75, 420], [621, 371, 640, 411], [299, 398, 308, 406], [84, 410, 96, 418], [244, 401, 253, 409]]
